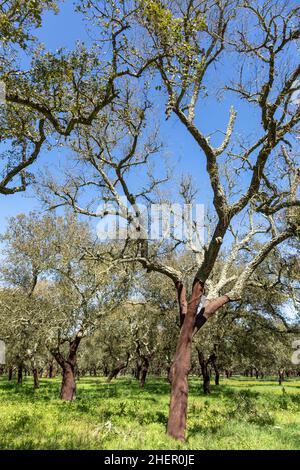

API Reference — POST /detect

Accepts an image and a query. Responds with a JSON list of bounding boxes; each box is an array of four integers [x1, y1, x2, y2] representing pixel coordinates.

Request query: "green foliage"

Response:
[[139, 0, 206, 48], [228, 389, 275, 426], [0, 1, 60, 48], [138, 0, 207, 89]]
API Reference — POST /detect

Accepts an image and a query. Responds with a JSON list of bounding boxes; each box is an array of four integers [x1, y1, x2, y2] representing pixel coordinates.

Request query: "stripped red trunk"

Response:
[[51, 336, 81, 401], [60, 363, 76, 400], [167, 280, 229, 442], [167, 280, 203, 441]]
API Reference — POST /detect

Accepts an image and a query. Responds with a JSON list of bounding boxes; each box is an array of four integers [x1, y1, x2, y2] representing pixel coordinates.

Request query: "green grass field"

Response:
[[0, 376, 300, 450]]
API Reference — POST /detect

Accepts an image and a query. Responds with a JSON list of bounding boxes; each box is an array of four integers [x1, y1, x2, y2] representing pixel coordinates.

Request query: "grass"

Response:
[[0, 375, 299, 450]]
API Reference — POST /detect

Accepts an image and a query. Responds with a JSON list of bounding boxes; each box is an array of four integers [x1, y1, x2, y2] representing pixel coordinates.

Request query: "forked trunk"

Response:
[[51, 336, 81, 401], [167, 281, 229, 442], [107, 353, 130, 382]]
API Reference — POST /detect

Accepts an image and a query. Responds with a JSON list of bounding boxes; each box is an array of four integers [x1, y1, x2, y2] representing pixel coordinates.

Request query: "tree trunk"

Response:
[[278, 369, 284, 386], [107, 353, 130, 382], [167, 280, 203, 441], [197, 349, 211, 394], [140, 357, 150, 388], [8, 366, 13, 381], [167, 281, 229, 442], [167, 366, 172, 384], [135, 359, 142, 381], [33, 367, 39, 389], [211, 353, 219, 386], [48, 364, 53, 378], [51, 336, 81, 401], [60, 363, 76, 400], [214, 370, 220, 386], [203, 371, 211, 394], [17, 364, 23, 384]]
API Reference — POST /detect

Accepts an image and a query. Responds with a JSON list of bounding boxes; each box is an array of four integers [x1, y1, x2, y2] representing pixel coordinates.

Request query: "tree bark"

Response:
[[135, 359, 142, 381], [278, 369, 284, 386], [167, 280, 203, 441], [17, 364, 23, 384], [140, 357, 150, 388], [33, 367, 39, 389], [8, 366, 13, 381], [60, 363, 76, 400], [51, 336, 81, 401], [197, 349, 211, 394], [211, 354, 220, 386], [107, 353, 130, 382], [167, 365, 172, 384], [48, 363, 53, 378], [167, 280, 229, 441]]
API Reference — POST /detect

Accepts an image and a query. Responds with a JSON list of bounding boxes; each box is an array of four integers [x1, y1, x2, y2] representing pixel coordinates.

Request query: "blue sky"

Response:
[[0, 1, 276, 234], [1, 2, 90, 228]]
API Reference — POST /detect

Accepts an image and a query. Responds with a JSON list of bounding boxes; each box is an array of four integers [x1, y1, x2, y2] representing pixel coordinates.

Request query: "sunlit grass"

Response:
[[0, 375, 299, 450]]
